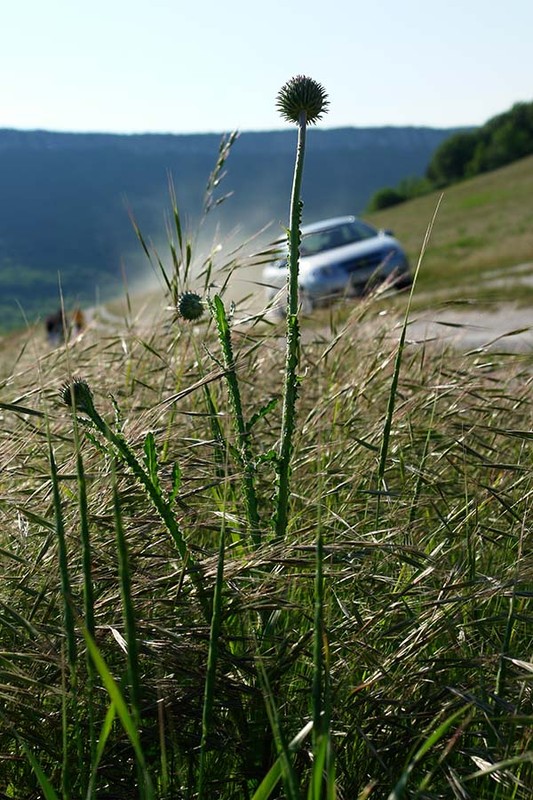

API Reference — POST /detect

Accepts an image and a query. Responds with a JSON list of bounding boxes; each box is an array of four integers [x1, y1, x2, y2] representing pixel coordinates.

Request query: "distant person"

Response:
[[45, 309, 64, 344]]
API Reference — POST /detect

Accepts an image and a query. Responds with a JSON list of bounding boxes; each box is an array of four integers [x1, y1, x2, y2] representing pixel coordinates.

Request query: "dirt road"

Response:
[[405, 304, 533, 353]]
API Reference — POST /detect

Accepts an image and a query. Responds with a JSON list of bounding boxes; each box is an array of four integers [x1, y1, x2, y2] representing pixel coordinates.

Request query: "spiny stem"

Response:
[[273, 75, 328, 541], [210, 295, 261, 547], [274, 114, 307, 540]]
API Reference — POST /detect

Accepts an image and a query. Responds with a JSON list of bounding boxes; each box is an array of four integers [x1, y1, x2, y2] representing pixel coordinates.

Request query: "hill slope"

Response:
[[367, 153, 533, 305]]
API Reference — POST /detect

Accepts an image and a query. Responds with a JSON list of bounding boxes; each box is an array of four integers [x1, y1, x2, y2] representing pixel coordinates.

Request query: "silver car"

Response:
[[262, 215, 411, 309]]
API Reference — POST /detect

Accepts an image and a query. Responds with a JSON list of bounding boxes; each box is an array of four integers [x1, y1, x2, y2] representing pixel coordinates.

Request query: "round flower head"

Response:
[[176, 291, 204, 322], [276, 75, 329, 125], [60, 378, 96, 416]]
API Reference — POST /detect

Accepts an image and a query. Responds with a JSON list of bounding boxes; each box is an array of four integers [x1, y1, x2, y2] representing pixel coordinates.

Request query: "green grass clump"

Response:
[[0, 276, 531, 797]]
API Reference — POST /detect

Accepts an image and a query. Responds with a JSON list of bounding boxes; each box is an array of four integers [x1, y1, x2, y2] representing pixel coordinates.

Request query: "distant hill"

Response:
[[0, 126, 458, 332]]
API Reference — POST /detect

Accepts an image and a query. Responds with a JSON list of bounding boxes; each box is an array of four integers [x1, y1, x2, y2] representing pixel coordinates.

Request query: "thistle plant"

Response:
[[274, 76, 329, 540], [209, 295, 261, 546], [60, 378, 209, 619]]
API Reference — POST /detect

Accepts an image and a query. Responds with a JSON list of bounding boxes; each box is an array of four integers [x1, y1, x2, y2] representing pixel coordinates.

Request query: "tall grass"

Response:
[[0, 83, 531, 798]]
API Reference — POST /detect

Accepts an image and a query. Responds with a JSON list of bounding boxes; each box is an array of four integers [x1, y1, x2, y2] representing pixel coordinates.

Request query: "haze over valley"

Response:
[[0, 125, 457, 332]]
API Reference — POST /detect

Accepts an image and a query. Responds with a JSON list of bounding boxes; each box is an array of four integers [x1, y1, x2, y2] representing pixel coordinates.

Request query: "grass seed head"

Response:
[[276, 75, 329, 125]]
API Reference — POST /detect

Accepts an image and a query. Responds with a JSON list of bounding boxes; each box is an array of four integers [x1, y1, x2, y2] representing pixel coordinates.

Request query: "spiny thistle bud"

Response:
[[276, 75, 329, 125], [176, 291, 205, 322], [60, 378, 97, 417]]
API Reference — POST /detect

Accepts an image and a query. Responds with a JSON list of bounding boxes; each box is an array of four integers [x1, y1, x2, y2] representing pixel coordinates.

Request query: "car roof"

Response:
[[300, 215, 361, 234], [270, 216, 378, 249]]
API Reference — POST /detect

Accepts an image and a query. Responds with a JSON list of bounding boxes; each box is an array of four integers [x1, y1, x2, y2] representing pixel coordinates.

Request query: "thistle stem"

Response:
[[211, 295, 261, 547], [69, 390, 210, 620], [275, 111, 307, 540]]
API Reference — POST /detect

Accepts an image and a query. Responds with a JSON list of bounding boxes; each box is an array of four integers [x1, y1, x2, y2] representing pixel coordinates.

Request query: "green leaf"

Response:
[[144, 432, 162, 497], [257, 449, 279, 466], [0, 546, 28, 565], [251, 720, 313, 800], [14, 506, 55, 531], [248, 397, 279, 431], [251, 759, 283, 800], [168, 461, 182, 504], [307, 733, 329, 800], [0, 400, 45, 417], [87, 703, 117, 797], [81, 625, 155, 798], [17, 740, 60, 800], [387, 705, 470, 799], [212, 294, 229, 336]]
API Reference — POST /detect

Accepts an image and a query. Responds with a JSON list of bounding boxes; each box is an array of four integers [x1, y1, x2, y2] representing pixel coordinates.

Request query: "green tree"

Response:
[[426, 131, 477, 185], [367, 186, 406, 211], [426, 101, 533, 186], [468, 103, 533, 174]]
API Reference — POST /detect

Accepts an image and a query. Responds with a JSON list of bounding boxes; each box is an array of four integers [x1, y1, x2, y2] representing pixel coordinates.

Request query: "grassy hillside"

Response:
[[367, 154, 533, 307]]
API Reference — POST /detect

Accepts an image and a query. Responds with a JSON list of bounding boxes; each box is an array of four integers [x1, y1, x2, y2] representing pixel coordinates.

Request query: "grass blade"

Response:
[[251, 720, 314, 800], [81, 624, 155, 800], [197, 516, 226, 799], [375, 196, 442, 522], [210, 294, 261, 545], [387, 705, 470, 799], [112, 461, 142, 727]]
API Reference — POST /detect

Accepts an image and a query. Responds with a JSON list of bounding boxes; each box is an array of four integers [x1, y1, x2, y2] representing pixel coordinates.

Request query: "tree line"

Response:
[[367, 101, 533, 210]]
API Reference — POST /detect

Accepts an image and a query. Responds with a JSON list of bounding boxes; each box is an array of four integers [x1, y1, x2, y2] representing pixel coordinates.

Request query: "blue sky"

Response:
[[2, 0, 532, 134]]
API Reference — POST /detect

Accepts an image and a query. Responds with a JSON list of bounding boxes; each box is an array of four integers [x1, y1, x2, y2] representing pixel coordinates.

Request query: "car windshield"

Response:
[[300, 220, 377, 256]]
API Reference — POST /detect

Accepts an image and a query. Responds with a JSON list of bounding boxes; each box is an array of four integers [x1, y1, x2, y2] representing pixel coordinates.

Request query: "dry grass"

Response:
[[0, 286, 531, 797]]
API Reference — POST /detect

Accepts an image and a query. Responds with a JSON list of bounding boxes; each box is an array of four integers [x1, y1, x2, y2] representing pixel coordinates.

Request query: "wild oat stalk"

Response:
[[274, 76, 329, 540], [375, 196, 442, 524], [111, 462, 142, 727], [111, 463, 147, 795], [48, 443, 77, 676], [310, 468, 336, 799], [131, 131, 238, 305], [73, 427, 98, 790]]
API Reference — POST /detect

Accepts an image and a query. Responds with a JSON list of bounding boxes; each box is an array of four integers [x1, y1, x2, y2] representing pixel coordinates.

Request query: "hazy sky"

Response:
[[2, 0, 532, 135]]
